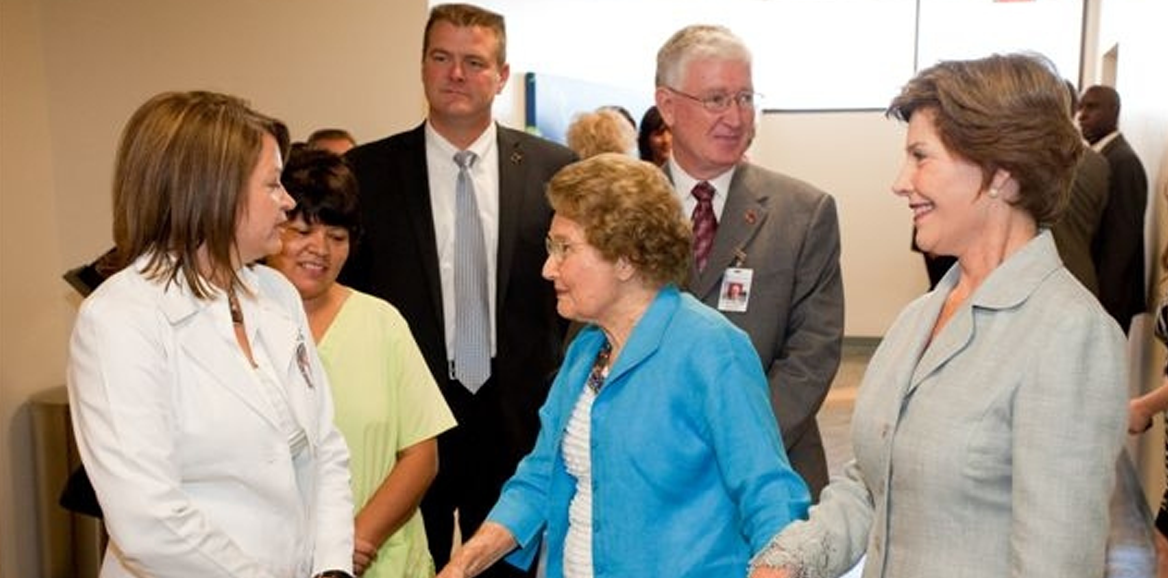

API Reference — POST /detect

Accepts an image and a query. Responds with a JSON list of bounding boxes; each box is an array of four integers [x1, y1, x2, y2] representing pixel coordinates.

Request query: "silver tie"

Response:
[[453, 150, 491, 392]]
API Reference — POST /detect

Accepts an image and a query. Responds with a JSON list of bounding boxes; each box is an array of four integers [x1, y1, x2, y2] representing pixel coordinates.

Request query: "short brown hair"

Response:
[[547, 153, 692, 288], [112, 90, 288, 298], [887, 53, 1083, 225], [424, 3, 507, 66]]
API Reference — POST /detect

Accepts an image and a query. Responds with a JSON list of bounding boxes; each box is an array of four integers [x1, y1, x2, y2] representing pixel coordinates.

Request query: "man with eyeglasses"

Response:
[[655, 24, 843, 501]]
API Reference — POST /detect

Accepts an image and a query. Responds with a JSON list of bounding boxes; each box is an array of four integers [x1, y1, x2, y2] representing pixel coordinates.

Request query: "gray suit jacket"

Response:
[[1051, 147, 1109, 295], [675, 162, 844, 499], [757, 232, 1127, 578]]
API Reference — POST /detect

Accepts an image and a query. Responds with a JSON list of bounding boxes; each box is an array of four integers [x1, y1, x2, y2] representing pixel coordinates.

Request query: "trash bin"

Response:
[[30, 385, 105, 578]]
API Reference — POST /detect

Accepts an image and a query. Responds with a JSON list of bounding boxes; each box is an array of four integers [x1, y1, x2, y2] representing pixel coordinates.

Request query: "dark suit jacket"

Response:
[[341, 122, 575, 464], [675, 162, 844, 498], [1092, 134, 1149, 333], [1052, 147, 1109, 295]]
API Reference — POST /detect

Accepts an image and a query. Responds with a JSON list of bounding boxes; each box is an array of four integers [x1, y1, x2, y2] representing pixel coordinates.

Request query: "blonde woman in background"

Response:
[[565, 108, 637, 159]]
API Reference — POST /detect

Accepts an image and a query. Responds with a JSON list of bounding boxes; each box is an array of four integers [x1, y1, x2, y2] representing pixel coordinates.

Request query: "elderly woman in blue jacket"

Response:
[[436, 153, 810, 578]]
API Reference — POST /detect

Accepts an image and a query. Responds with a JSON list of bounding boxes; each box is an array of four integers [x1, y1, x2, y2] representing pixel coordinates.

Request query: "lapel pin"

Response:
[[744, 209, 758, 225], [510, 150, 523, 165]]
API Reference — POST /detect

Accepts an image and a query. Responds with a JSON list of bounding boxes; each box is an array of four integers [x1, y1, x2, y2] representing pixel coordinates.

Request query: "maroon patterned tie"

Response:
[[691, 181, 717, 273]]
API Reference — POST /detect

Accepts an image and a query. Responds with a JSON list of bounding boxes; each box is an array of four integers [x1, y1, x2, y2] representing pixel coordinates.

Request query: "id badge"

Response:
[[718, 267, 753, 312]]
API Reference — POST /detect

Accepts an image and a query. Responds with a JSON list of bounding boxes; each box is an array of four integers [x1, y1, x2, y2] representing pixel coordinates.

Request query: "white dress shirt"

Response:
[[668, 158, 736, 222]]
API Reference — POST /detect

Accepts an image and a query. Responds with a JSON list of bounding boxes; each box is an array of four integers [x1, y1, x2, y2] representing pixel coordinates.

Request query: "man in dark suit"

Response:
[[1078, 85, 1149, 333], [341, 4, 574, 575], [654, 25, 844, 500]]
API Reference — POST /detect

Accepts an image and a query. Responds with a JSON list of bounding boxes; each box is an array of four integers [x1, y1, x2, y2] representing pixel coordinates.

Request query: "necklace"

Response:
[[227, 290, 244, 325], [586, 341, 612, 394]]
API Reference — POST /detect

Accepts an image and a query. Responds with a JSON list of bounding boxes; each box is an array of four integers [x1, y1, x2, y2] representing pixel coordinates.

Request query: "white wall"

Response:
[[753, 112, 925, 335], [0, 1, 428, 575]]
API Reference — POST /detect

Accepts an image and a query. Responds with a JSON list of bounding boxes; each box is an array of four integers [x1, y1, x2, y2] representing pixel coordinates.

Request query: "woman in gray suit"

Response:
[[750, 54, 1127, 578]]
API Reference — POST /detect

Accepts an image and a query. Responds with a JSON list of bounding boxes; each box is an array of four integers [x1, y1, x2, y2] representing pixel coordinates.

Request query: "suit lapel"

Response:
[[690, 165, 768, 299], [906, 232, 1061, 395], [404, 124, 447, 334], [495, 126, 525, 311], [603, 288, 676, 388], [907, 294, 973, 396]]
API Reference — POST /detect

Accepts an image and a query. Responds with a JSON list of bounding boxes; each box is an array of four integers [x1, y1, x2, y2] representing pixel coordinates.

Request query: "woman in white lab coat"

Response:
[[66, 91, 354, 578]]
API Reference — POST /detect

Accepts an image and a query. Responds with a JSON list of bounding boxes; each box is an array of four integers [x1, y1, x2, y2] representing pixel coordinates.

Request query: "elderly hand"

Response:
[[749, 566, 792, 578], [435, 563, 468, 578]]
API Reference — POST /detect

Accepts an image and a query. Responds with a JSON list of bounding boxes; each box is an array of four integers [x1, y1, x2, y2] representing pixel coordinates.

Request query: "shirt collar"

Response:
[[425, 120, 498, 162], [668, 159, 736, 203], [1091, 130, 1119, 153]]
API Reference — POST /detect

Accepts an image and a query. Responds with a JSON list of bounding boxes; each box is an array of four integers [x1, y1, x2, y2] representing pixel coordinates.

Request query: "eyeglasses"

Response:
[[667, 87, 760, 113], [545, 236, 578, 263]]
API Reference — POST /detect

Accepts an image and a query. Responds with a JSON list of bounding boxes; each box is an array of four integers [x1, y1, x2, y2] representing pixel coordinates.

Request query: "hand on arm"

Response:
[[750, 567, 792, 578], [352, 438, 439, 575], [1129, 375, 1168, 434], [435, 522, 517, 578]]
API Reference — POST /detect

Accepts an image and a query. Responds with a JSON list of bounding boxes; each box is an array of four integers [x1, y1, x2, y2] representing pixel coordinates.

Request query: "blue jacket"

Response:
[[489, 286, 810, 577]]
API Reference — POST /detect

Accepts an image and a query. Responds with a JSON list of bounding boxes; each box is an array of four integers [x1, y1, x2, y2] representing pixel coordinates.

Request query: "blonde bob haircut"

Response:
[[547, 153, 692, 288], [887, 53, 1083, 226], [565, 109, 637, 159], [112, 90, 288, 299]]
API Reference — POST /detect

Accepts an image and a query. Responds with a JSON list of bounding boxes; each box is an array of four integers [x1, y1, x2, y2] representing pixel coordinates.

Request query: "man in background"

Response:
[[1078, 85, 1149, 333], [307, 128, 357, 155], [1051, 82, 1109, 296], [654, 24, 844, 500], [341, 4, 574, 576]]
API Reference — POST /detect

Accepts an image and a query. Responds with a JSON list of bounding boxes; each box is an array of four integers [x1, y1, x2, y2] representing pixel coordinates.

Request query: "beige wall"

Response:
[[2, 0, 1167, 575], [753, 112, 923, 335], [1, 0, 72, 575]]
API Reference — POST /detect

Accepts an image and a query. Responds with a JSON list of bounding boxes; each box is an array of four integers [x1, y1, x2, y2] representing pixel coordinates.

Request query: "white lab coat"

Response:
[[67, 256, 353, 577]]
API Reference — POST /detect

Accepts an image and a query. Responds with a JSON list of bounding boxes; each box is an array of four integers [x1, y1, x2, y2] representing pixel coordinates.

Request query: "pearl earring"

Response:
[[988, 187, 1000, 199]]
